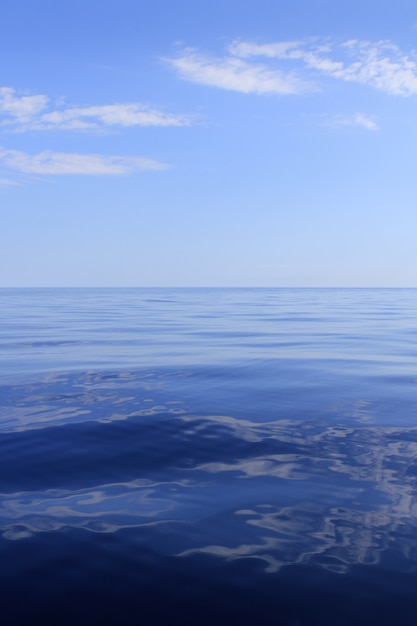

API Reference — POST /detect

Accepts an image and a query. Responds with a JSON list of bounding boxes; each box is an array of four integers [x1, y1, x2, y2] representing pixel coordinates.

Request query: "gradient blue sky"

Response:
[[1, 0, 417, 287]]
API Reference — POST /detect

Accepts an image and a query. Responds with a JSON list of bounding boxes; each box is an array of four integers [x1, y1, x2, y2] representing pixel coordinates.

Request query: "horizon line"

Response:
[[1, 286, 416, 290]]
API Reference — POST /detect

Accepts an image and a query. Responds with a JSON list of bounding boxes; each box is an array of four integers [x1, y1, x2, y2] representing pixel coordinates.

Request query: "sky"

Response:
[[1, 0, 417, 287]]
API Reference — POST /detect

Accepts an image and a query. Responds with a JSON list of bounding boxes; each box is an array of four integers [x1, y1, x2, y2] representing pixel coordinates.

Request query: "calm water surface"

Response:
[[1, 288, 417, 625]]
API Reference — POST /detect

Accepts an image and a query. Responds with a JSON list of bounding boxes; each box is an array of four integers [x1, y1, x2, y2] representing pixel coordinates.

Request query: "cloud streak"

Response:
[[0, 177, 19, 187], [0, 87, 48, 122], [229, 38, 417, 96], [328, 113, 379, 131], [167, 39, 417, 97], [0, 148, 169, 175], [165, 49, 308, 94], [40, 103, 191, 130], [0, 88, 191, 131]]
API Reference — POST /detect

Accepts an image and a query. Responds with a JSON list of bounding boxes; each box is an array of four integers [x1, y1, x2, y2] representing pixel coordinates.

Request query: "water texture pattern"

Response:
[[1, 288, 417, 625]]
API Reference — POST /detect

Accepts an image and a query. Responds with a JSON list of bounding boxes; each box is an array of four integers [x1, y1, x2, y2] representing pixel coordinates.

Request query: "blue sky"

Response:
[[1, 0, 417, 287]]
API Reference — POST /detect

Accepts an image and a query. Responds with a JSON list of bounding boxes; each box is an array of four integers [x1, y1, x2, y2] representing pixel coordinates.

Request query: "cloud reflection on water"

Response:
[[1, 407, 417, 576], [176, 415, 417, 573]]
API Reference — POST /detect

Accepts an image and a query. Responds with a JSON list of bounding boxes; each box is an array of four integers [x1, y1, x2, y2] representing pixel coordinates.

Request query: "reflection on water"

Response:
[[2, 403, 417, 577], [178, 418, 417, 574], [1, 289, 417, 624]]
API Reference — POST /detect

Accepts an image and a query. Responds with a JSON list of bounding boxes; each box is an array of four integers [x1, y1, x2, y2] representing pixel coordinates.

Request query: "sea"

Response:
[[1, 287, 417, 625]]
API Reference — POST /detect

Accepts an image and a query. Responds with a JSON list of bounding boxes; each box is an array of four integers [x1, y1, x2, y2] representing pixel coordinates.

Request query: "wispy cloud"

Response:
[[0, 148, 169, 175], [0, 87, 48, 122], [327, 112, 379, 131], [0, 177, 19, 187], [352, 113, 379, 131], [0, 88, 191, 131], [167, 39, 417, 97], [39, 104, 191, 130], [229, 38, 417, 96], [339, 40, 417, 95], [165, 48, 309, 95]]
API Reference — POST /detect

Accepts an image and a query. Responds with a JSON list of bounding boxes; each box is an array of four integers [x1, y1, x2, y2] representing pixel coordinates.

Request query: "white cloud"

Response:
[[0, 148, 169, 175], [0, 177, 19, 187], [352, 113, 379, 131], [165, 49, 309, 95], [0, 87, 48, 122], [229, 38, 417, 96], [167, 38, 417, 98], [39, 103, 191, 130], [327, 113, 379, 131], [338, 40, 417, 95], [0, 88, 191, 131], [229, 39, 306, 60]]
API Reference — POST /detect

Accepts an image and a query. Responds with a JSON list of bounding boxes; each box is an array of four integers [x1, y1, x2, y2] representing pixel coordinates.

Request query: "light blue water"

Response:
[[1, 288, 417, 625]]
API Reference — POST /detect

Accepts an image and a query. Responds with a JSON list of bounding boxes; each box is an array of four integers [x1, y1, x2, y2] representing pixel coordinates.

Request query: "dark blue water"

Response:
[[1, 288, 417, 625]]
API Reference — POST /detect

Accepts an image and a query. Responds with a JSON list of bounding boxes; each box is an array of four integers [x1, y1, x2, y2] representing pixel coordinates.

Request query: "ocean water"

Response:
[[1, 287, 417, 625]]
